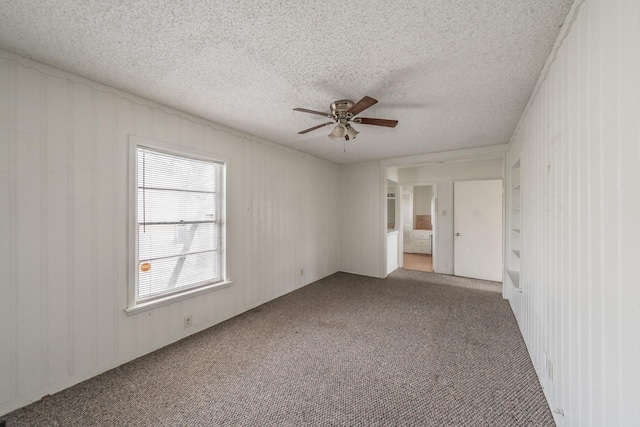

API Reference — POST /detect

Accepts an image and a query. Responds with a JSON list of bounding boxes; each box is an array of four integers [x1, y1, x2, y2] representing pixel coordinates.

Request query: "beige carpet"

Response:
[[2, 270, 552, 426]]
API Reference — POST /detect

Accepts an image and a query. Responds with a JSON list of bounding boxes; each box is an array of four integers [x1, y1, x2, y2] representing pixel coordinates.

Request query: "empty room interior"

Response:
[[0, 0, 638, 426]]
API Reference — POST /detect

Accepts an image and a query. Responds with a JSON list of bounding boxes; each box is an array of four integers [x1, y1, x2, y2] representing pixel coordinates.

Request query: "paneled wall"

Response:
[[398, 158, 504, 275], [0, 50, 339, 415], [338, 161, 385, 278], [505, 0, 640, 425]]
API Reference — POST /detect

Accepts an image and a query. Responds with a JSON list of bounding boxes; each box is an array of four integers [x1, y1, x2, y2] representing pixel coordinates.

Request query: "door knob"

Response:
[[456, 233, 461, 236]]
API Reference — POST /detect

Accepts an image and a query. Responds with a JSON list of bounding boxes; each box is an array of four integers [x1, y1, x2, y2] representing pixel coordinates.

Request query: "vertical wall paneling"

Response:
[[44, 75, 71, 386], [256, 143, 267, 301], [338, 161, 384, 278], [15, 66, 44, 395], [0, 50, 340, 416], [617, 0, 640, 420], [0, 60, 15, 404], [574, 7, 589, 418], [243, 140, 258, 308], [70, 83, 96, 376], [95, 91, 117, 367], [38, 74, 49, 392], [505, 0, 640, 424], [599, 2, 621, 420]]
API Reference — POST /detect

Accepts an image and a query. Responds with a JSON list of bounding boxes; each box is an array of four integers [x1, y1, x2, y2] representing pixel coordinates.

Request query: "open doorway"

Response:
[[401, 185, 435, 272]]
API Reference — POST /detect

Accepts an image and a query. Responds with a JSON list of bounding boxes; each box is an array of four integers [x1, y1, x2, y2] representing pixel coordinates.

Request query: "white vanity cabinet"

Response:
[[409, 230, 432, 254]]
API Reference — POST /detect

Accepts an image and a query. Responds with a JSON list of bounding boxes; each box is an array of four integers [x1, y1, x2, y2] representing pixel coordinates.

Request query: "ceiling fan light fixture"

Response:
[[328, 124, 347, 142], [345, 124, 359, 141]]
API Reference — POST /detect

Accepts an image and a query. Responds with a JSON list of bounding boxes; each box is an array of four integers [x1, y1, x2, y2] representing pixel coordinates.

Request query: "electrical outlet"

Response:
[[184, 315, 193, 329], [300, 268, 304, 276], [546, 358, 554, 382]]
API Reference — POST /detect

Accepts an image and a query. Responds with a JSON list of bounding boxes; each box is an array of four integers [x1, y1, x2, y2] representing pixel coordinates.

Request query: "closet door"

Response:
[[453, 179, 503, 281]]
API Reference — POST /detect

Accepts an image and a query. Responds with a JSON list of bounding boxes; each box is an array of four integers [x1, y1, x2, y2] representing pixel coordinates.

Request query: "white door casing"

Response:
[[453, 180, 503, 281]]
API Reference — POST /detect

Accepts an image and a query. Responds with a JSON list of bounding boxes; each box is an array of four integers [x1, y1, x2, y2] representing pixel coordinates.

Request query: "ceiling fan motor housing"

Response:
[[330, 100, 355, 120]]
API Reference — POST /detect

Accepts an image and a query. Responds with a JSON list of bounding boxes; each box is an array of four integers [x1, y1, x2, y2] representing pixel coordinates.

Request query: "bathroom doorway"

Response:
[[401, 184, 435, 273]]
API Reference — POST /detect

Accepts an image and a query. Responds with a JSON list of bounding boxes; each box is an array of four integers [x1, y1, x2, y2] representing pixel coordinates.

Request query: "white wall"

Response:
[[401, 187, 413, 228], [0, 50, 340, 416], [398, 158, 503, 274], [413, 185, 432, 217], [386, 232, 398, 274], [386, 166, 398, 182], [505, 0, 640, 425], [339, 161, 385, 278]]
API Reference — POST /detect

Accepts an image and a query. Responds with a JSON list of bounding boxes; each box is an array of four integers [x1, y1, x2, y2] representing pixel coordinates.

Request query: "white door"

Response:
[[453, 180, 503, 281]]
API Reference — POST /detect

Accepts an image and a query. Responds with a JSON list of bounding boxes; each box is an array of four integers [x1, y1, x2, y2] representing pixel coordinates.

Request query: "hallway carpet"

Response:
[[3, 270, 553, 426]]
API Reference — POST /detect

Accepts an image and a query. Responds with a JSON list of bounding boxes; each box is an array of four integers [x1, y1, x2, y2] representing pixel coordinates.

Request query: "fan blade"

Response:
[[293, 108, 332, 118], [356, 117, 398, 128], [298, 122, 334, 134], [346, 96, 378, 116]]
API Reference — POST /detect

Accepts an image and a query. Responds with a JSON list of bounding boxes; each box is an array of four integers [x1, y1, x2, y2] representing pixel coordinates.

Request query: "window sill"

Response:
[[125, 280, 233, 316]]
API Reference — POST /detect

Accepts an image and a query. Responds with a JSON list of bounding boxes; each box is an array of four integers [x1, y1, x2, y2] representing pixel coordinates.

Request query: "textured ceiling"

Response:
[[0, 0, 573, 164]]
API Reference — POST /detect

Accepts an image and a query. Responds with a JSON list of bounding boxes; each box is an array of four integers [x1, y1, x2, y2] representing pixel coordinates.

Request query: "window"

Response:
[[128, 137, 227, 313]]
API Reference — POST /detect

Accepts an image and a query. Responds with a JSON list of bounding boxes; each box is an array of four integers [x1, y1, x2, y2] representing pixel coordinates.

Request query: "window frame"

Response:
[[126, 135, 231, 315]]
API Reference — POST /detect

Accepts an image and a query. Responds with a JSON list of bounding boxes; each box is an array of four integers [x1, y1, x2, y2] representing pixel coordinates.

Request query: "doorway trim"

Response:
[[400, 181, 438, 273]]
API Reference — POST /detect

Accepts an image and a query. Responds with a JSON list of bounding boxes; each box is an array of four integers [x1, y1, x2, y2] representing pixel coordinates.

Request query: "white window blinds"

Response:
[[136, 146, 223, 303]]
